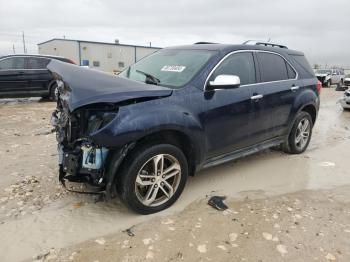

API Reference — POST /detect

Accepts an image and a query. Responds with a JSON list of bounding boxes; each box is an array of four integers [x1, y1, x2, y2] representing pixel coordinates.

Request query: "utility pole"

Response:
[[12, 44, 15, 54], [149, 42, 152, 47], [22, 31, 26, 54]]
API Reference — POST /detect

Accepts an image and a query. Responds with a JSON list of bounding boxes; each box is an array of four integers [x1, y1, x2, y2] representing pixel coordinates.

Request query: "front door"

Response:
[[0, 57, 29, 98], [200, 51, 258, 158]]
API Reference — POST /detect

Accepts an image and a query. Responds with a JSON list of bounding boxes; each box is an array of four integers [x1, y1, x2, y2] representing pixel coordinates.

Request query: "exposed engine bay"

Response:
[[50, 80, 115, 193], [47, 60, 171, 198]]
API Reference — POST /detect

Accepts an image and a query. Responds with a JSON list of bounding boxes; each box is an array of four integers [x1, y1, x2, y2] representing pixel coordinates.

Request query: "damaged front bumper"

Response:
[[50, 94, 132, 199]]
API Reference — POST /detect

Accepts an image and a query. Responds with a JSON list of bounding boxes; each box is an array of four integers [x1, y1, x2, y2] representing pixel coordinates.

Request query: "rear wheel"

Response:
[[326, 80, 331, 87], [49, 83, 58, 101], [282, 111, 313, 154], [117, 143, 188, 214]]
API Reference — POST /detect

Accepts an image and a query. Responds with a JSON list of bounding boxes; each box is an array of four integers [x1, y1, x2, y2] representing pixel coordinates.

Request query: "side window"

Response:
[[0, 58, 13, 70], [286, 63, 296, 79], [25, 57, 49, 69], [258, 53, 289, 82], [0, 57, 25, 70], [210, 52, 256, 85]]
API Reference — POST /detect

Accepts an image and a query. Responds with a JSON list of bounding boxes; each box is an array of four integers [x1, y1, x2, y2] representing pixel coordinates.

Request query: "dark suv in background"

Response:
[[49, 41, 320, 214], [0, 54, 74, 100]]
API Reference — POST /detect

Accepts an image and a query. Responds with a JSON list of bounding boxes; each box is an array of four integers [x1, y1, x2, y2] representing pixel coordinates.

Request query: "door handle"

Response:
[[290, 86, 300, 91], [250, 94, 263, 100]]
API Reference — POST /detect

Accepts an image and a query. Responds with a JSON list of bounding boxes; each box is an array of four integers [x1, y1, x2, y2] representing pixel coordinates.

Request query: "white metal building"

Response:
[[37, 38, 161, 74]]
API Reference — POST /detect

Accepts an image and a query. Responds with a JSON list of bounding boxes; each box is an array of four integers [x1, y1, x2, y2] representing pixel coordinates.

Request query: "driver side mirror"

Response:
[[207, 75, 241, 90]]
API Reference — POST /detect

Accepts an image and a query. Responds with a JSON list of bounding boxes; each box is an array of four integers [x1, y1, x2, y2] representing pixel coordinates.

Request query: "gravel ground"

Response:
[[0, 88, 349, 261]]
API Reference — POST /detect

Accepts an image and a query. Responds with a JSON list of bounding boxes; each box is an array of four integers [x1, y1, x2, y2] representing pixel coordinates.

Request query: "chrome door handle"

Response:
[[250, 94, 263, 100], [290, 86, 300, 91]]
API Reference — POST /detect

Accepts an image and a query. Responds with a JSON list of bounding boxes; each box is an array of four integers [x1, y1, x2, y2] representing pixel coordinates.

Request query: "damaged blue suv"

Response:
[[49, 41, 320, 214]]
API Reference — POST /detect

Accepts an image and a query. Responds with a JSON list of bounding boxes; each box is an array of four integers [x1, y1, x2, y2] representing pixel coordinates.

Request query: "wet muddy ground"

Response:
[[0, 89, 349, 261]]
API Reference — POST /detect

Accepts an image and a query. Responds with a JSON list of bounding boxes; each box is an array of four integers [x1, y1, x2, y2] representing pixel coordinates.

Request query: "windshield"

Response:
[[316, 69, 331, 74], [120, 49, 216, 88]]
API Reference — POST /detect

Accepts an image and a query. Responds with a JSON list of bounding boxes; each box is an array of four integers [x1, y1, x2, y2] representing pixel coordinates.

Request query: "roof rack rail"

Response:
[[194, 42, 217, 45], [243, 40, 288, 49]]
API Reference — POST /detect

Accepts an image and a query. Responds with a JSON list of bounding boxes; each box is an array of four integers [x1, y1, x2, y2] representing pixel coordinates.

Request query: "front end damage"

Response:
[[47, 60, 172, 199], [50, 81, 131, 198], [316, 74, 331, 86]]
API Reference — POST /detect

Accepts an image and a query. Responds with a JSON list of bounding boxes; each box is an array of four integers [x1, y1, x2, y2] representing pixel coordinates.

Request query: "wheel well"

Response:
[[301, 104, 316, 124], [134, 130, 197, 176], [48, 81, 57, 92]]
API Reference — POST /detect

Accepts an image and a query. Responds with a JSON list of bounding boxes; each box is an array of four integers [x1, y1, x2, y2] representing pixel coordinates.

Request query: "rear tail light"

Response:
[[316, 80, 322, 95], [67, 59, 76, 64]]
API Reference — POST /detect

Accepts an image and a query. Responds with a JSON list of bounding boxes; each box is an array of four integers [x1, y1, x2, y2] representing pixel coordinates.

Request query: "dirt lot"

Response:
[[0, 89, 350, 262]]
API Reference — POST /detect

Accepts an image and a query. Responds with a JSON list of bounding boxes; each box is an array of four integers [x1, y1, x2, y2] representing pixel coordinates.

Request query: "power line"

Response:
[[22, 31, 26, 54]]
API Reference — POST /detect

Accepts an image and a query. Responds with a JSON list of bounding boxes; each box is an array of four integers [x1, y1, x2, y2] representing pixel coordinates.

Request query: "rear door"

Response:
[[25, 57, 52, 96], [249, 51, 299, 143], [0, 57, 28, 98]]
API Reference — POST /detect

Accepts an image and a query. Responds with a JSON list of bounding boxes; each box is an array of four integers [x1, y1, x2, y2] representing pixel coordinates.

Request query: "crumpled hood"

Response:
[[47, 60, 172, 111]]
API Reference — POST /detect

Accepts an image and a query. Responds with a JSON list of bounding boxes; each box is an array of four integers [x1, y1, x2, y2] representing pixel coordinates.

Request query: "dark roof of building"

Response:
[[37, 38, 162, 49]]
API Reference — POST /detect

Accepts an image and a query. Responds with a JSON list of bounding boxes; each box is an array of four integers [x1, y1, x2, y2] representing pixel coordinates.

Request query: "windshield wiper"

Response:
[[136, 70, 160, 85]]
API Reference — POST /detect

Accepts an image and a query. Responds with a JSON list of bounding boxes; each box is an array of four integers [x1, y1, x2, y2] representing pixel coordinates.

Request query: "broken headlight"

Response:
[[86, 112, 116, 134]]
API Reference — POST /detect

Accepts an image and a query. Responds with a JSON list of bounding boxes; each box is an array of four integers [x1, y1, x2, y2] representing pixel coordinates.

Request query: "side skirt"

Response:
[[201, 136, 285, 169]]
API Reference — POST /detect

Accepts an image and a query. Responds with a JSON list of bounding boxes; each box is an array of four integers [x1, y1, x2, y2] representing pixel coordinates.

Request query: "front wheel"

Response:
[[117, 143, 188, 214], [282, 111, 313, 154]]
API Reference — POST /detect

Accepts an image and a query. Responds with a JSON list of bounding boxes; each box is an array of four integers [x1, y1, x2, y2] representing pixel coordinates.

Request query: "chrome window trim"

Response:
[[204, 50, 298, 91], [0, 56, 50, 71]]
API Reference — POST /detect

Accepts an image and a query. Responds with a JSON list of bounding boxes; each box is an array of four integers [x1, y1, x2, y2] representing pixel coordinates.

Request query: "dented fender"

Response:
[[90, 100, 207, 165]]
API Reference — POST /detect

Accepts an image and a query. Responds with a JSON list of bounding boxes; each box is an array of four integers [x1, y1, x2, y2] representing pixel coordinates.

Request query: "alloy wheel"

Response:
[[135, 154, 181, 207], [295, 118, 311, 150]]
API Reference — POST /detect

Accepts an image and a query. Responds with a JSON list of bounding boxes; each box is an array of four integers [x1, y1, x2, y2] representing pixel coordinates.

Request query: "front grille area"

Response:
[[317, 76, 325, 83]]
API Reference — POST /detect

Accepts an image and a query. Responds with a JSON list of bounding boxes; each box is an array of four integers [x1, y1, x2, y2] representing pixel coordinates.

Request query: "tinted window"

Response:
[[0, 57, 25, 70], [286, 63, 296, 79], [258, 53, 288, 82], [290, 55, 314, 76], [25, 57, 49, 69], [210, 52, 256, 85]]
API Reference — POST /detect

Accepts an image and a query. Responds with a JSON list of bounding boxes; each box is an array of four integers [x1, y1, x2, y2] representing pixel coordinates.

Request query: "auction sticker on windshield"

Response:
[[161, 65, 186, 72]]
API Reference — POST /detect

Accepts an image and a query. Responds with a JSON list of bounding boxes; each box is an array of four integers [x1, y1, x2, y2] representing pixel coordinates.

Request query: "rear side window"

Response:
[[290, 54, 314, 76], [210, 52, 256, 85], [286, 63, 296, 79], [257, 52, 290, 82], [25, 57, 49, 69], [0, 57, 25, 70]]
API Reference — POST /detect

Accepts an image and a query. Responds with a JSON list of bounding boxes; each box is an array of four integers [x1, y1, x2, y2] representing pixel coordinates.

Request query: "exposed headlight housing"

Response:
[[87, 112, 116, 134]]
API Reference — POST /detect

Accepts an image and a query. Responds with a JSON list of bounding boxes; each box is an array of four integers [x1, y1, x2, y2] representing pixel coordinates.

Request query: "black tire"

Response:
[[117, 143, 188, 214], [49, 83, 58, 101], [326, 80, 331, 87], [282, 111, 313, 154]]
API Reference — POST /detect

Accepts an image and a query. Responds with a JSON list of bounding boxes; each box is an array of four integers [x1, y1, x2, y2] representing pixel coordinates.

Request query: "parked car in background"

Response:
[[344, 74, 350, 87], [315, 68, 345, 87], [339, 90, 350, 110], [0, 54, 75, 100], [49, 41, 320, 214]]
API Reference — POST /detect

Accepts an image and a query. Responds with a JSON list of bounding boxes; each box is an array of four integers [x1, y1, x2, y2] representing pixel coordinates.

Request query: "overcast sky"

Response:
[[0, 0, 349, 68]]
